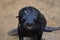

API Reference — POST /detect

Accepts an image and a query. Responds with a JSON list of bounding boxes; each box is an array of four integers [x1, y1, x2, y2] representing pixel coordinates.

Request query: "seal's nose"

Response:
[[26, 23, 33, 27]]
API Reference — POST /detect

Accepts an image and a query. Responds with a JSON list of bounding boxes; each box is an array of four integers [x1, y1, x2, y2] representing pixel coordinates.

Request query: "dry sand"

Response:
[[0, 0, 60, 40]]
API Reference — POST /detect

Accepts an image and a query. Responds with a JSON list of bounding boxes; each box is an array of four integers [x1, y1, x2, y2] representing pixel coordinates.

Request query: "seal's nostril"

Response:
[[26, 23, 33, 27]]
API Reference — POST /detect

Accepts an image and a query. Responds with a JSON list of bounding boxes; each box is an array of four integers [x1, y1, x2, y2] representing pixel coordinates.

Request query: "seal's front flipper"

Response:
[[44, 27, 54, 32], [8, 29, 17, 36], [44, 27, 60, 32]]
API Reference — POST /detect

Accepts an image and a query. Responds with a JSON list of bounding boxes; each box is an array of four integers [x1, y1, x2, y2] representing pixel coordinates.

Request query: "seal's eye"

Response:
[[21, 18, 25, 23], [34, 19, 38, 23]]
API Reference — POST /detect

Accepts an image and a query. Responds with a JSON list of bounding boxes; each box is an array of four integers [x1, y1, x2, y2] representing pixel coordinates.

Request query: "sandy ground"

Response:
[[0, 0, 60, 40]]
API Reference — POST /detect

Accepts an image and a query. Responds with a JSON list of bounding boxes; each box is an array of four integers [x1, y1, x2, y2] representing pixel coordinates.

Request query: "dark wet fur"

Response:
[[17, 6, 47, 40]]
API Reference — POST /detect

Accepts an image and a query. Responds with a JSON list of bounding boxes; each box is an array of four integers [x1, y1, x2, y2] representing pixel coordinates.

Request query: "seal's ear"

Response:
[[16, 16, 19, 18]]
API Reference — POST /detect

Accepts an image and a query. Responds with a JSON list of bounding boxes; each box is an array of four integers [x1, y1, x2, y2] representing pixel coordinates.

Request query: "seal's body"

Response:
[[17, 6, 47, 40]]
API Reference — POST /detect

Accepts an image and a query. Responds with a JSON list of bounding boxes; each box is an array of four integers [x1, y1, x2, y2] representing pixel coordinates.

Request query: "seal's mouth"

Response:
[[27, 26, 32, 29], [24, 23, 34, 30]]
